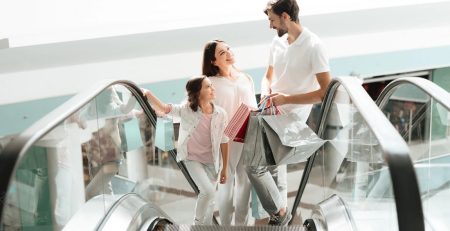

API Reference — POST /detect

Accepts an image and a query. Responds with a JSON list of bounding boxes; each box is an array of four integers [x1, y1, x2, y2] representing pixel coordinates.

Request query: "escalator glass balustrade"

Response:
[[377, 77, 450, 231], [0, 82, 196, 230], [295, 77, 423, 231]]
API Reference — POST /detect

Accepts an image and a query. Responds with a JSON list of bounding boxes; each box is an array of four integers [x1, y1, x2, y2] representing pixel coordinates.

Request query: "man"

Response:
[[262, 0, 331, 111], [246, 0, 331, 226]]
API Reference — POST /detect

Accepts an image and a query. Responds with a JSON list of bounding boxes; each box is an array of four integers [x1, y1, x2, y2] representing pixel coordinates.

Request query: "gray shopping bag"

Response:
[[262, 113, 326, 165], [241, 114, 276, 166]]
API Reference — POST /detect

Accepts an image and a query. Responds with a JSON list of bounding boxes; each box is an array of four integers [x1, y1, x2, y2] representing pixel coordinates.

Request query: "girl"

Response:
[[142, 76, 229, 225], [202, 39, 258, 225]]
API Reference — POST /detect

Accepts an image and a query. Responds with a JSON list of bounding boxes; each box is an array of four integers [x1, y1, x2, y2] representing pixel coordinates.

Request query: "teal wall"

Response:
[[431, 67, 450, 139], [0, 95, 71, 136], [330, 45, 450, 78], [15, 146, 53, 228], [432, 67, 450, 92], [2, 45, 450, 137]]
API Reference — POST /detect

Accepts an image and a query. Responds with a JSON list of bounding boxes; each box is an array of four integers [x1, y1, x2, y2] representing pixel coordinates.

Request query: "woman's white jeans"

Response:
[[217, 142, 251, 225], [184, 160, 218, 225]]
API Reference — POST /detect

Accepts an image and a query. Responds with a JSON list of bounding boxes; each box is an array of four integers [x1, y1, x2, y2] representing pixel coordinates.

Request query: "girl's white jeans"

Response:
[[184, 160, 218, 225]]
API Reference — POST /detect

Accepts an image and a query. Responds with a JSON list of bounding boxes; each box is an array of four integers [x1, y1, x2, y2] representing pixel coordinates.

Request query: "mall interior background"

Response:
[[1, 0, 450, 158]]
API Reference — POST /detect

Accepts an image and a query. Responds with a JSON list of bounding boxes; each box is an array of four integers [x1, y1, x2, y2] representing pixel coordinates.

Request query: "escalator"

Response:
[[0, 80, 182, 230], [290, 77, 424, 231], [376, 77, 450, 230], [0, 77, 426, 230], [64, 193, 172, 230]]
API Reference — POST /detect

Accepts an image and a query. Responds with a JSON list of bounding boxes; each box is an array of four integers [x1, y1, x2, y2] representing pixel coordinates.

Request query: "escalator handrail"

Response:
[[0, 79, 202, 223], [376, 76, 450, 111], [294, 76, 424, 231]]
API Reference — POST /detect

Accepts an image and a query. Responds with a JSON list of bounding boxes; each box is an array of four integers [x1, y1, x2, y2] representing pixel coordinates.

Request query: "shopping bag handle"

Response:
[[257, 96, 270, 110], [257, 96, 279, 115]]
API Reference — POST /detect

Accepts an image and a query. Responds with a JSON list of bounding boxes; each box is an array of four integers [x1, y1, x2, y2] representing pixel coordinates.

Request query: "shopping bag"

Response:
[[258, 96, 280, 116], [261, 113, 326, 165], [122, 119, 144, 151], [155, 117, 175, 151], [224, 103, 256, 142], [260, 119, 295, 165], [241, 98, 280, 166], [233, 115, 250, 142], [241, 114, 276, 166]]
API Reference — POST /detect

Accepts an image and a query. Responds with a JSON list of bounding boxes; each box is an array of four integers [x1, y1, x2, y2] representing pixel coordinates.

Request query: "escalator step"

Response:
[[162, 224, 305, 231]]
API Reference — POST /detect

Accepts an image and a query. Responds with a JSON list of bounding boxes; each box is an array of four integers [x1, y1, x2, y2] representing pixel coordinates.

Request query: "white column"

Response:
[[37, 123, 89, 230], [126, 147, 148, 182]]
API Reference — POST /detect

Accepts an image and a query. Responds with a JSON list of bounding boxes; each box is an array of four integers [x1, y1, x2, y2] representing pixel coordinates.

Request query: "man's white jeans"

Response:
[[246, 165, 288, 216], [251, 165, 287, 219], [217, 142, 251, 225], [184, 160, 218, 225]]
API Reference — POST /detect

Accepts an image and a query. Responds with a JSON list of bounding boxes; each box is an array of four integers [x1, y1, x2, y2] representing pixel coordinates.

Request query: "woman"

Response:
[[202, 39, 258, 225], [142, 76, 229, 225]]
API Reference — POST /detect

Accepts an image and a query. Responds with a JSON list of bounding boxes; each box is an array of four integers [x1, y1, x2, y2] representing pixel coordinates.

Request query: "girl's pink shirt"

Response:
[[186, 113, 214, 164]]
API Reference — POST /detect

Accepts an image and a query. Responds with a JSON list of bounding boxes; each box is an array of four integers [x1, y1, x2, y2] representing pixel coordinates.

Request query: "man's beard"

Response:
[[277, 28, 287, 37]]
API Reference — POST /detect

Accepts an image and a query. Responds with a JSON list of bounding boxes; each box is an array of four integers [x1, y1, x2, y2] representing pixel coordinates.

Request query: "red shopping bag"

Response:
[[225, 103, 256, 142], [233, 115, 250, 142]]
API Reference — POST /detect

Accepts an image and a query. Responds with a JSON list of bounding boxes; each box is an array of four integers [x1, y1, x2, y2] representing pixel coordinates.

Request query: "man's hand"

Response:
[[268, 92, 288, 106]]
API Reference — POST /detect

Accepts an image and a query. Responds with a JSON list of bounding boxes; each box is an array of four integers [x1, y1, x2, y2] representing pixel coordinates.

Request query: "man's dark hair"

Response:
[[264, 0, 299, 23]]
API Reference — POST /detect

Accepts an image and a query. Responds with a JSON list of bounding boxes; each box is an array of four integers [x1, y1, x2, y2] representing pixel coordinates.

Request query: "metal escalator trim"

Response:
[[162, 224, 307, 230], [312, 194, 356, 231], [0, 79, 157, 221], [376, 77, 450, 111], [293, 76, 424, 231], [95, 193, 142, 230], [96, 193, 172, 231], [140, 216, 172, 231]]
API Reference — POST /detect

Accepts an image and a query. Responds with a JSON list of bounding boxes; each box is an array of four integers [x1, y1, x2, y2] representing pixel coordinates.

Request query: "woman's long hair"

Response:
[[202, 39, 224, 77], [186, 76, 207, 111]]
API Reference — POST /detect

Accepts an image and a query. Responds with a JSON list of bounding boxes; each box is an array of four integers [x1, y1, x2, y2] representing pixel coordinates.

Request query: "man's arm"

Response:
[[271, 71, 332, 106]]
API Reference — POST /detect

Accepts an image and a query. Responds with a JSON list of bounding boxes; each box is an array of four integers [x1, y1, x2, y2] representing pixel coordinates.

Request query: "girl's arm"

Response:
[[219, 142, 229, 184], [141, 88, 171, 114]]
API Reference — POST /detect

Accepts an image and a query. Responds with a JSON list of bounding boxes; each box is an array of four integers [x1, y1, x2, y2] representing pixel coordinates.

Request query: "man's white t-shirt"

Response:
[[268, 27, 330, 119]]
